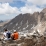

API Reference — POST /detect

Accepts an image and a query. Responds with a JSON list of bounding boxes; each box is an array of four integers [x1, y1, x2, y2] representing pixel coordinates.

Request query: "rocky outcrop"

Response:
[[3, 13, 37, 31], [0, 31, 46, 46]]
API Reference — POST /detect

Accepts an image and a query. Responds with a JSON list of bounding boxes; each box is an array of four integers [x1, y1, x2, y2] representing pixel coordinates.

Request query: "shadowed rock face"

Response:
[[3, 13, 38, 31]]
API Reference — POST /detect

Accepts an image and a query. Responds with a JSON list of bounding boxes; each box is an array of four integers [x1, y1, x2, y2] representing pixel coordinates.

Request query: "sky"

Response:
[[0, 0, 46, 20]]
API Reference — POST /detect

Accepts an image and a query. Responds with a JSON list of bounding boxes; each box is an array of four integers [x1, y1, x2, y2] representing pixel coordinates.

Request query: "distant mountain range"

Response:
[[0, 8, 46, 32], [0, 20, 11, 32], [0, 20, 3, 23]]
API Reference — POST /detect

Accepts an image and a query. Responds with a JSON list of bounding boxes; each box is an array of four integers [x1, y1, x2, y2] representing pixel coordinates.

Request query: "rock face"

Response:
[[3, 13, 38, 31]]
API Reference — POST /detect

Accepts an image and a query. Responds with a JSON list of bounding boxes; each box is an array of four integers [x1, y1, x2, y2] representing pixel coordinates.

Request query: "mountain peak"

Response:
[[0, 8, 46, 32], [42, 8, 46, 13]]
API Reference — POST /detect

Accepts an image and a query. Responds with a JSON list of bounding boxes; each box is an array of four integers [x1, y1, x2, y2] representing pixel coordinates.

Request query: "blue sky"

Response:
[[0, 0, 46, 20], [10, 1, 25, 8]]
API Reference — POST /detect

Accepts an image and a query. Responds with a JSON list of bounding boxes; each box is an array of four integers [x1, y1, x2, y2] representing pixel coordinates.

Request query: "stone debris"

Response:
[[0, 30, 46, 46]]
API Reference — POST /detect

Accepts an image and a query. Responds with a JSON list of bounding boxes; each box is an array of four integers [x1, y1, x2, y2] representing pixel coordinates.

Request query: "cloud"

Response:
[[19, 0, 43, 14], [20, 5, 42, 14], [26, 0, 46, 6], [0, 0, 13, 3], [0, 0, 26, 3], [0, 3, 20, 16], [0, 1, 43, 16], [0, 0, 44, 16], [0, 0, 46, 7]]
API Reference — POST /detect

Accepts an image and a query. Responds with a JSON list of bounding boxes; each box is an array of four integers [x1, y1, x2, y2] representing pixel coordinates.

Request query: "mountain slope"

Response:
[[3, 8, 46, 32], [3, 13, 38, 31]]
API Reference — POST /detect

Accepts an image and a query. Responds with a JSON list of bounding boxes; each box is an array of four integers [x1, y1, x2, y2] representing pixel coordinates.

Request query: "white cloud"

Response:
[[27, 0, 46, 6], [0, 0, 13, 3], [0, 0, 45, 16], [0, 3, 20, 16], [19, 0, 45, 14], [0, 0, 26, 3], [20, 5, 42, 14], [0, 2, 43, 16], [0, 0, 46, 7]]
